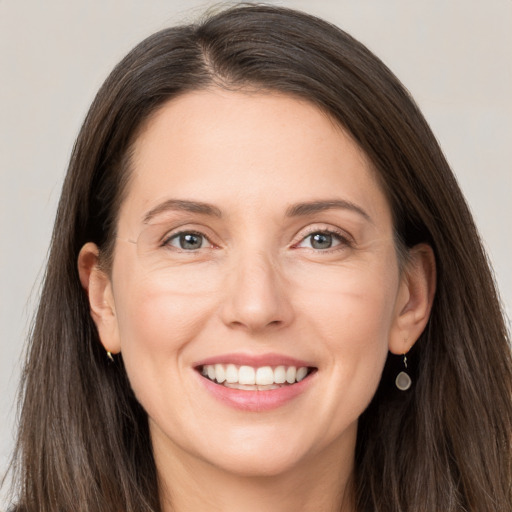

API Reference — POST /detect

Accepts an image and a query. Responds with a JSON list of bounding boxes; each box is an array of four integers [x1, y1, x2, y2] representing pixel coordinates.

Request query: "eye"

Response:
[[165, 231, 210, 251], [296, 230, 347, 250]]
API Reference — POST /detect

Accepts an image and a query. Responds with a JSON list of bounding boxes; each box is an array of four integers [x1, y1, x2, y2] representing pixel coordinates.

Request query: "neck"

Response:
[[154, 426, 356, 512]]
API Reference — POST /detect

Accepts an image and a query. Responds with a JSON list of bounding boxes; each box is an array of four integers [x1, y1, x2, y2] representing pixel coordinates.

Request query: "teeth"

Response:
[[200, 363, 312, 387], [255, 366, 274, 385], [225, 382, 282, 391], [296, 367, 308, 382], [225, 364, 238, 383], [274, 365, 286, 384], [286, 366, 296, 384], [214, 364, 226, 383], [239, 366, 256, 385]]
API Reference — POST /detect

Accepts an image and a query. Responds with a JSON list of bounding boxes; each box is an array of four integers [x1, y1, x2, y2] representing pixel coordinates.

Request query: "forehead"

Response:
[[119, 88, 391, 228]]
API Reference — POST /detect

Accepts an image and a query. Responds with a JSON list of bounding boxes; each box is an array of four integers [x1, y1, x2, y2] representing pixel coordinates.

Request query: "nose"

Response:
[[219, 249, 294, 334]]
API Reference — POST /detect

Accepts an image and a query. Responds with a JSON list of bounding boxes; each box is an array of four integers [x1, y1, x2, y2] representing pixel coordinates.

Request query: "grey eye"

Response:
[[309, 232, 335, 249], [169, 232, 206, 250]]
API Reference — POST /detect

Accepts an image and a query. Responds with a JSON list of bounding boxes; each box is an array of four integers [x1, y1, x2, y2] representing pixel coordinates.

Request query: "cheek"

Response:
[[304, 282, 394, 386], [294, 258, 399, 344], [113, 256, 219, 347], [116, 286, 186, 350], [110, 262, 220, 401], [291, 257, 398, 402]]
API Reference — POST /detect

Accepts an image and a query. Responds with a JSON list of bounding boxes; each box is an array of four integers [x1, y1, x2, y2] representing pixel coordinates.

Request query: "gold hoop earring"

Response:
[[106, 351, 114, 363]]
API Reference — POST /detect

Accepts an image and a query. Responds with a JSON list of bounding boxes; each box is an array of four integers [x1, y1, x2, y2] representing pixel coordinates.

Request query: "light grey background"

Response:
[[1, 0, 511, 501]]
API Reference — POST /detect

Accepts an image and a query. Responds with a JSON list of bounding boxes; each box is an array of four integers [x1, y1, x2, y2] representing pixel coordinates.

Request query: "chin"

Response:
[[212, 449, 309, 478]]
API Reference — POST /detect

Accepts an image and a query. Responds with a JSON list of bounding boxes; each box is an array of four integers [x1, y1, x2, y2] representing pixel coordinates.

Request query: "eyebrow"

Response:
[[143, 199, 222, 223], [142, 198, 371, 224], [285, 199, 372, 222]]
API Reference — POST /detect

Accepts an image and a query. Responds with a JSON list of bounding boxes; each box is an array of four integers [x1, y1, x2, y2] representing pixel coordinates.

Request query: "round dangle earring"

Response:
[[395, 354, 412, 391]]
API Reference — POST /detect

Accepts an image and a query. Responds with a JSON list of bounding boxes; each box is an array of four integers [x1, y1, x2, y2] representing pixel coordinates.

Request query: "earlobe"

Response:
[[77, 242, 121, 354], [389, 243, 436, 354]]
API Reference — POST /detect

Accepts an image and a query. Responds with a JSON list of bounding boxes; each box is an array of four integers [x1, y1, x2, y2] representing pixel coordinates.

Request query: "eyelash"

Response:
[[161, 227, 354, 252], [292, 227, 353, 252], [162, 230, 215, 250]]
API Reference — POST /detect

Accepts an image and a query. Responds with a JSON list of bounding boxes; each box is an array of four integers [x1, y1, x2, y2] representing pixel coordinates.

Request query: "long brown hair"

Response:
[[6, 5, 512, 511]]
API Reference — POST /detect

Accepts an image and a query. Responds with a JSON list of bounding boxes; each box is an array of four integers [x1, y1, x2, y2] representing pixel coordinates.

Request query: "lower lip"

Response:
[[197, 372, 315, 412]]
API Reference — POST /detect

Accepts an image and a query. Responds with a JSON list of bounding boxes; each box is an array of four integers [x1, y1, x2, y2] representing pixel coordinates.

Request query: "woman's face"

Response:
[[96, 89, 411, 476]]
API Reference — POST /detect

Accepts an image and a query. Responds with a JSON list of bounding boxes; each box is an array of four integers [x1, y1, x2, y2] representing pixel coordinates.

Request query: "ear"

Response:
[[389, 243, 436, 355], [78, 242, 121, 354]]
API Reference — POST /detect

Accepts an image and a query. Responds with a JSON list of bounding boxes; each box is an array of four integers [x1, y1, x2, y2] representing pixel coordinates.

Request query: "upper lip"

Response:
[[193, 352, 316, 369]]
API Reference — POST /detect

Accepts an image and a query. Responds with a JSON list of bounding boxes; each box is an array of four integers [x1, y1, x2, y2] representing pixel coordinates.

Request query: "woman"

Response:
[[6, 4, 511, 511]]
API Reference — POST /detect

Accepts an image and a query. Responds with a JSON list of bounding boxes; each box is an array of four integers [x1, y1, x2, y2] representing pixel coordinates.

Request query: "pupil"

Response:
[[180, 233, 202, 250], [311, 232, 332, 249]]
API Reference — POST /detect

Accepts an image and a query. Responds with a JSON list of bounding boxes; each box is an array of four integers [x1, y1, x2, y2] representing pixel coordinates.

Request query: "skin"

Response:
[[79, 89, 435, 512]]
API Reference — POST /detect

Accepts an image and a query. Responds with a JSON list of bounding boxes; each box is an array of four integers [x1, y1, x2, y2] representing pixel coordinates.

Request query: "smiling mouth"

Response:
[[197, 364, 317, 390]]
